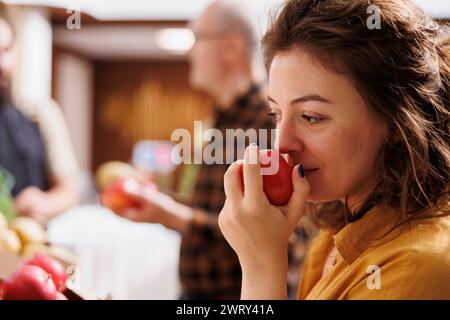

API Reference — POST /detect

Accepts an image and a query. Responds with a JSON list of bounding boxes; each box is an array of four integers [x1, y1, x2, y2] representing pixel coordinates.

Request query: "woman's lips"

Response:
[[283, 156, 319, 176]]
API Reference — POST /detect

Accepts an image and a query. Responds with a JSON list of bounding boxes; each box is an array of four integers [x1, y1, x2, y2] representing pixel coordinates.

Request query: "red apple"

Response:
[[25, 253, 68, 292], [239, 149, 293, 206], [101, 178, 158, 213], [1, 265, 58, 300], [101, 179, 142, 212]]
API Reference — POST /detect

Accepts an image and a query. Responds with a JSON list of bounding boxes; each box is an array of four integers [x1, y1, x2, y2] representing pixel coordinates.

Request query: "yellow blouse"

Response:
[[298, 202, 450, 299]]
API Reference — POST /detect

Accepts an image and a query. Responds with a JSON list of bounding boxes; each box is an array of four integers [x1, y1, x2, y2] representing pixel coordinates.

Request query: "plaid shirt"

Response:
[[179, 84, 275, 299]]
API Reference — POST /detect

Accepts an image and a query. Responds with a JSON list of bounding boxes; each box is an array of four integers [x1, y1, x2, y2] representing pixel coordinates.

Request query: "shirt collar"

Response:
[[333, 205, 404, 264]]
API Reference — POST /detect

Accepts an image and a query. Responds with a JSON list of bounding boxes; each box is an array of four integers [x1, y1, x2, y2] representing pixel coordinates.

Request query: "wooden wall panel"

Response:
[[92, 61, 213, 174]]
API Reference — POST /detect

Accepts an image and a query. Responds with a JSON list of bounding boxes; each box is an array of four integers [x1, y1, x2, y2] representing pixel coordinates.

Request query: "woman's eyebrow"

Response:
[[268, 94, 332, 106]]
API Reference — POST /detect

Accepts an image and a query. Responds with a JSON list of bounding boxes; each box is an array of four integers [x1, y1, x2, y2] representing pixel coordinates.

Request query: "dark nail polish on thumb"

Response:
[[298, 164, 304, 178]]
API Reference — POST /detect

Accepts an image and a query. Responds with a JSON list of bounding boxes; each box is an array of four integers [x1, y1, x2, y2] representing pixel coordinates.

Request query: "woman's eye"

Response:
[[302, 114, 324, 124], [268, 111, 325, 125]]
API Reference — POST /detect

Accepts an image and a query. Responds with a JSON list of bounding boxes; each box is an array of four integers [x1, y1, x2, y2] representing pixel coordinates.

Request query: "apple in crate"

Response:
[[25, 253, 68, 291], [0, 265, 58, 300]]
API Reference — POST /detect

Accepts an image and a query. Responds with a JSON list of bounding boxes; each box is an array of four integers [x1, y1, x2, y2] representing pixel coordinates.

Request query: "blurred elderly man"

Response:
[[113, 1, 275, 299], [0, 3, 80, 225]]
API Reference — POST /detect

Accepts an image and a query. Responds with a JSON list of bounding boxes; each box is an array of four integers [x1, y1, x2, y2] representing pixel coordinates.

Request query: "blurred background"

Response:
[[1, 0, 286, 300], [3, 0, 281, 199], [1, 0, 449, 300]]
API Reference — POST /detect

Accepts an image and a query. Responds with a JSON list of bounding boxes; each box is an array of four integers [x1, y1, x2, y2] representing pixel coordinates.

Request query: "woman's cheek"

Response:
[[331, 127, 380, 199], [306, 129, 354, 201]]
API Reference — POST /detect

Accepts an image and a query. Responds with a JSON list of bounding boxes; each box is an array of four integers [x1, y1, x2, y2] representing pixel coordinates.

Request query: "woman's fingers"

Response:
[[224, 160, 244, 201], [243, 144, 264, 203], [286, 164, 310, 229]]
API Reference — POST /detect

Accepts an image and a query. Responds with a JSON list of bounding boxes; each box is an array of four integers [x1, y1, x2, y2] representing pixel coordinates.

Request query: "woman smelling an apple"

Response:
[[218, 0, 450, 299]]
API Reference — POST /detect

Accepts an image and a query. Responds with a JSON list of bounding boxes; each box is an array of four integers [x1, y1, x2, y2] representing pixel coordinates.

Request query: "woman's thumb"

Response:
[[286, 164, 310, 228]]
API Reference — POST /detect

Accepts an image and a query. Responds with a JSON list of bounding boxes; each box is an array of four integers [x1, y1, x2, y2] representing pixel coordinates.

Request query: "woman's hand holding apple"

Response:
[[218, 144, 310, 299]]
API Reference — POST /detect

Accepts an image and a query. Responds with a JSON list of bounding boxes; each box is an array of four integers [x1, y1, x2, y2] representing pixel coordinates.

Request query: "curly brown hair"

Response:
[[262, 0, 450, 229]]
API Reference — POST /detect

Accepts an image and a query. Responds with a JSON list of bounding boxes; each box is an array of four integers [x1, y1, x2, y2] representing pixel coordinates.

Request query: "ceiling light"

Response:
[[154, 28, 194, 53]]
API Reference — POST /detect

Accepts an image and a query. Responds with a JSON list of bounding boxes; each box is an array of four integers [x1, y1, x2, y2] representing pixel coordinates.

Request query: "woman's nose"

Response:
[[275, 119, 304, 155]]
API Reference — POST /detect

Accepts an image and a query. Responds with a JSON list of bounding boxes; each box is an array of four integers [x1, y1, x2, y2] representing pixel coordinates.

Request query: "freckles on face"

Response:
[[269, 48, 387, 203], [315, 116, 384, 202]]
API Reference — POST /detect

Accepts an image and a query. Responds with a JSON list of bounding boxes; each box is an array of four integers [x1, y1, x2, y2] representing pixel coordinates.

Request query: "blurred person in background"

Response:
[[112, 0, 278, 299], [0, 2, 80, 226]]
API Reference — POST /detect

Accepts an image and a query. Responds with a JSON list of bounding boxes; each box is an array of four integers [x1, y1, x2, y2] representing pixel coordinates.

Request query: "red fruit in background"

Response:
[[1, 265, 58, 300], [239, 149, 293, 206], [25, 253, 68, 291], [101, 179, 142, 212]]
